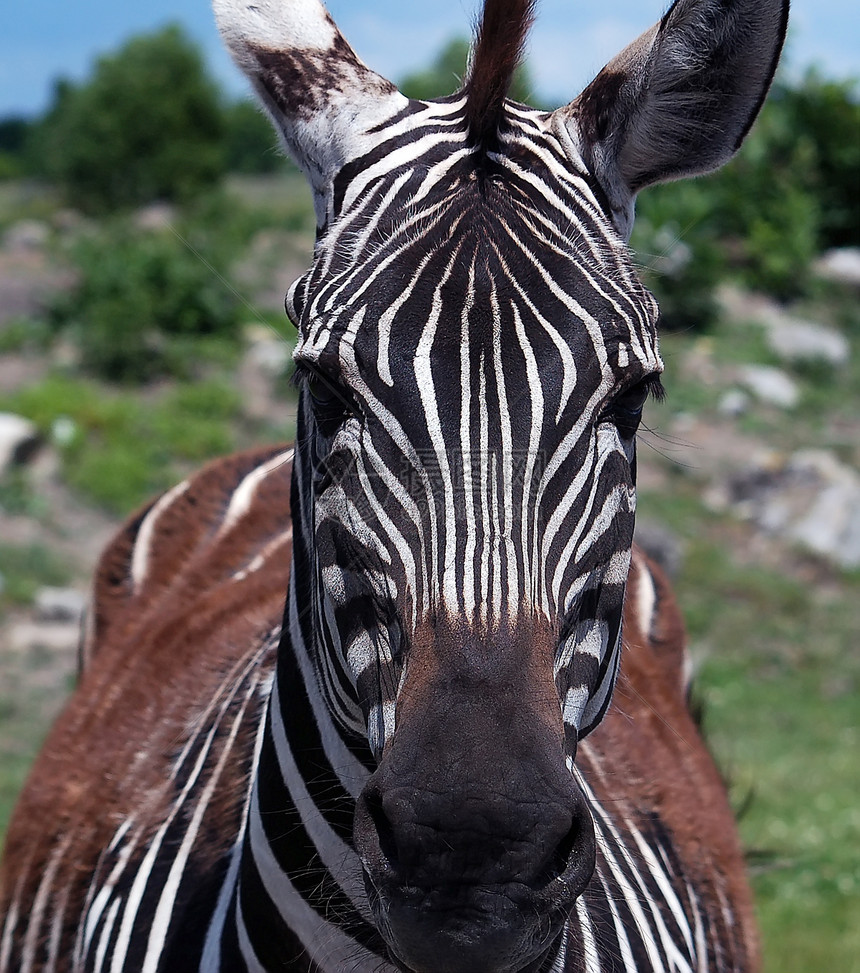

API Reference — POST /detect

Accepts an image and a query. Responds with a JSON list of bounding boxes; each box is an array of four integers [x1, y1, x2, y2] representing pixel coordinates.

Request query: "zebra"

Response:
[[0, 0, 788, 971]]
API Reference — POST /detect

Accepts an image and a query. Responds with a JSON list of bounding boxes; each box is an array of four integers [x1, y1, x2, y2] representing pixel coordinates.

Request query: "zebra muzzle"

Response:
[[352, 621, 596, 972]]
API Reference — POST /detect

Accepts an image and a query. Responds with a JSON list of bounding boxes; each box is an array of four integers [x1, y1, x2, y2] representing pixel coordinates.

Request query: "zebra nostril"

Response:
[[551, 806, 596, 896], [530, 798, 596, 894], [363, 789, 400, 873], [544, 815, 582, 884]]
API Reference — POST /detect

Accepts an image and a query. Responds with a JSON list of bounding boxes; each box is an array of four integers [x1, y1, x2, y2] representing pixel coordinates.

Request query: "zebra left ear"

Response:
[[213, 0, 408, 226], [556, 0, 789, 238]]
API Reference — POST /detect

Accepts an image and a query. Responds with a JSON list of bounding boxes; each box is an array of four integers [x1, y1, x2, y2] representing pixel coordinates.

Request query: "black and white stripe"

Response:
[[0, 0, 790, 968], [0, 452, 740, 973], [287, 97, 661, 756]]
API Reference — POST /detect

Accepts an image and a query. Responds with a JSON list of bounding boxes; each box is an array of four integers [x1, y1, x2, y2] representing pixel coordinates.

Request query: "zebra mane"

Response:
[[465, 0, 536, 156]]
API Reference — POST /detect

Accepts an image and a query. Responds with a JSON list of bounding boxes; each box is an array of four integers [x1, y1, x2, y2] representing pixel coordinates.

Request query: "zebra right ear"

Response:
[[213, 0, 408, 225], [285, 271, 311, 329], [555, 0, 789, 239]]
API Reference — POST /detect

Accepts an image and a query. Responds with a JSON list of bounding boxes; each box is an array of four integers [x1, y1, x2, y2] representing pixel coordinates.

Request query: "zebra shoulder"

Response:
[[0, 447, 295, 968], [80, 444, 295, 671]]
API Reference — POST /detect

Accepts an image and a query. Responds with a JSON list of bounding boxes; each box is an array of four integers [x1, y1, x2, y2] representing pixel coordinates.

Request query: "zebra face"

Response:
[[214, 0, 788, 966], [287, 118, 661, 970], [289, 133, 663, 758]]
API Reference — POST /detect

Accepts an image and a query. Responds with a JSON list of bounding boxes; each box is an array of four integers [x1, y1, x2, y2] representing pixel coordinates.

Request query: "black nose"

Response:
[[353, 762, 595, 973], [355, 777, 593, 894], [352, 615, 598, 971]]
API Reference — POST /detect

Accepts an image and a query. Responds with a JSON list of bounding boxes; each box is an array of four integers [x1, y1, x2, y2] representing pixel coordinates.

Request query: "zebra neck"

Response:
[[224, 571, 384, 971]]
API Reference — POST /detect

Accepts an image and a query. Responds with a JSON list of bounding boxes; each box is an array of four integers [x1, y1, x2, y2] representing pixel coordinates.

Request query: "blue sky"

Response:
[[2, 0, 857, 118]]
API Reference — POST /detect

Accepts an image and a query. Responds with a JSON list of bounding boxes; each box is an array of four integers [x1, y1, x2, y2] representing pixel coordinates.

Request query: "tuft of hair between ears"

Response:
[[464, 0, 536, 158]]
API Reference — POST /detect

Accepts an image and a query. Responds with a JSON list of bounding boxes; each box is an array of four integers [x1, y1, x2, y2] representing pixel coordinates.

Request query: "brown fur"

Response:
[[0, 446, 757, 970], [0, 447, 293, 963]]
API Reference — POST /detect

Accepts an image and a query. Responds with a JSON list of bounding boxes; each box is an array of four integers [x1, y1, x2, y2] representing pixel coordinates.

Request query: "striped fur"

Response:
[[0, 449, 757, 971], [0, 1, 789, 970], [286, 91, 663, 756]]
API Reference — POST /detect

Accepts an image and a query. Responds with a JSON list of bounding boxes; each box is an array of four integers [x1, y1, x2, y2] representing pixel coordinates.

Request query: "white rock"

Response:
[[717, 284, 850, 366], [737, 365, 800, 408], [815, 248, 860, 288], [649, 228, 692, 278], [765, 317, 850, 367], [0, 412, 40, 475], [722, 450, 860, 569], [7, 620, 80, 654], [2, 219, 50, 250], [134, 202, 178, 232], [51, 416, 78, 447], [35, 586, 86, 623], [245, 336, 292, 377], [782, 451, 860, 568], [717, 389, 750, 417]]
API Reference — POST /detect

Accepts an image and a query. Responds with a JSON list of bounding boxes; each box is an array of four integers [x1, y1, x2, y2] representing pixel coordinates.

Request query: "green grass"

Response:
[[703, 652, 860, 973], [0, 374, 244, 514], [0, 316, 53, 355], [0, 469, 48, 518], [638, 475, 860, 973], [0, 543, 71, 609]]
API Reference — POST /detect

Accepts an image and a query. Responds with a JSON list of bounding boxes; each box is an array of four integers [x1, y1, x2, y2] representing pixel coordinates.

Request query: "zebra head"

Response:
[[215, 1, 786, 969]]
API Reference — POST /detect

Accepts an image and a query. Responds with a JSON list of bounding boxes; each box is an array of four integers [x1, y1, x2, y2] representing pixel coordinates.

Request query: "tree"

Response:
[[0, 115, 33, 178], [50, 219, 241, 383], [33, 25, 225, 213], [400, 38, 537, 105], [222, 100, 285, 174], [721, 72, 860, 252]]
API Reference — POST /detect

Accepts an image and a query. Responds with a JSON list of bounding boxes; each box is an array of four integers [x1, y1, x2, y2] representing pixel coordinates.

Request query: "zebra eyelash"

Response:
[[603, 374, 664, 414], [639, 374, 666, 406], [600, 374, 665, 439], [294, 363, 361, 437]]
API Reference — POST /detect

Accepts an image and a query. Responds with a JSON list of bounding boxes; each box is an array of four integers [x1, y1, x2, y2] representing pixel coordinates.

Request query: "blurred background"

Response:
[[0, 2, 857, 970]]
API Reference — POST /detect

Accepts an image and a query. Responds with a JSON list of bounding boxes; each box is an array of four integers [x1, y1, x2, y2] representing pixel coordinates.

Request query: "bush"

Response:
[[222, 100, 285, 174], [0, 117, 31, 180], [50, 219, 242, 383], [742, 72, 860, 252], [31, 26, 225, 213], [632, 180, 729, 331]]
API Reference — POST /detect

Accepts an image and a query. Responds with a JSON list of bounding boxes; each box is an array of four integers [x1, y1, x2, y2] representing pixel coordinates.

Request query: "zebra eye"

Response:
[[306, 371, 340, 407], [603, 375, 664, 438], [304, 369, 357, 437], [615, 383, 650, 417]]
